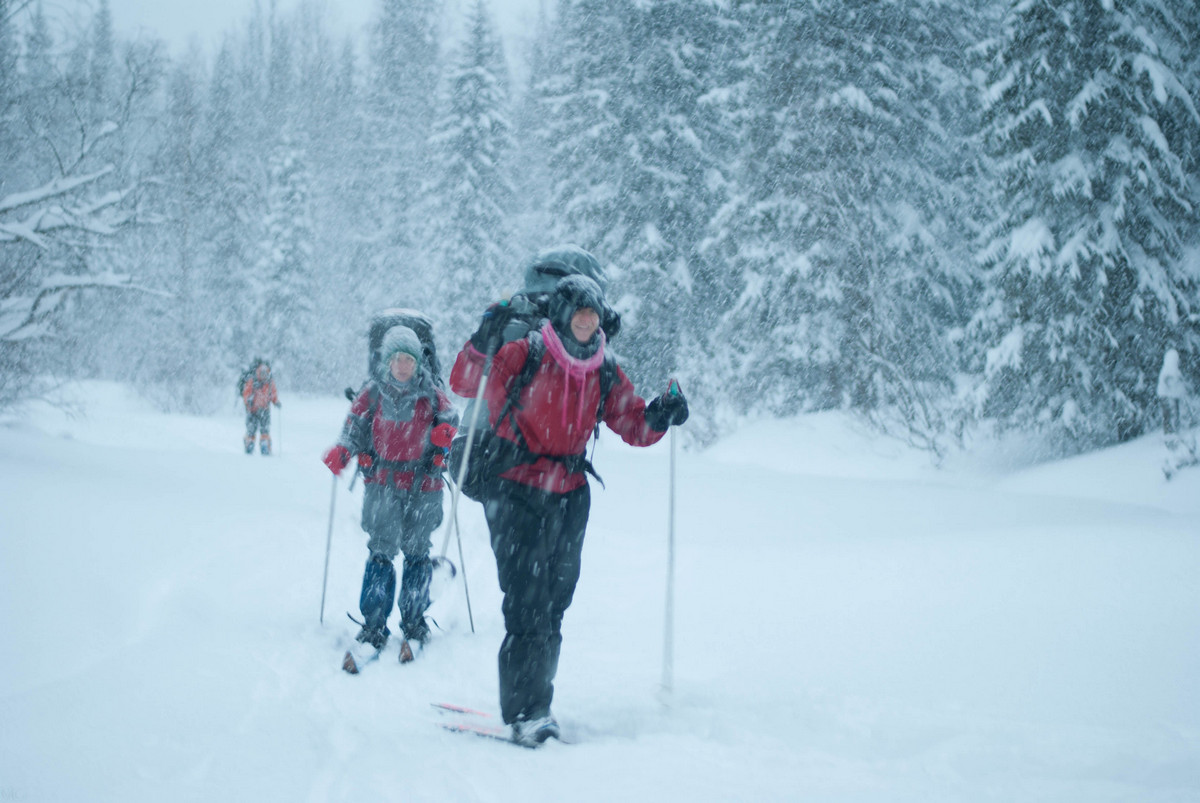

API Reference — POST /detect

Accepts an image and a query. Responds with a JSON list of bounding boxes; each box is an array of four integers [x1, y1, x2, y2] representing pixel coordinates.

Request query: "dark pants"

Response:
[[244, 408, 271, 453], [485, 480, 590, 724], [358, 553, 434, 637], [359, 485, 443, 638]]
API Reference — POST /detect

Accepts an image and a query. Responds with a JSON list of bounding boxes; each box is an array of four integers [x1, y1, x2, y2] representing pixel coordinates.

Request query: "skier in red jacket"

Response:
[[323, 325, 458, 668], [451, 266, 688, 746]]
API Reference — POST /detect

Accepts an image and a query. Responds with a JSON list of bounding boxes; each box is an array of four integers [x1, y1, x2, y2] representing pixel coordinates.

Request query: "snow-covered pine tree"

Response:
[[288, 9, 368, 388], [89, 0, 114, 110], [532, 0, 630, 252], [128, 57, 217, 409], [614, 0, 740, 400], [969, 0, 1200, 450], [507, 0, 558, 253], [366, 0, 443, 287], [0, 0, 18, 168], [533, 0, 738, 403], [257, 130, 316, 385], [422, 0, 516, 343], [20, 2, 53, 93], [200, 39, 260, 368], [717, 0, 980, 449]]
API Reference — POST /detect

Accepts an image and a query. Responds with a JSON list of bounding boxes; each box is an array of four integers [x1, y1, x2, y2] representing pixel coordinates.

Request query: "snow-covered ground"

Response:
[[1, 382, 1197, 802]]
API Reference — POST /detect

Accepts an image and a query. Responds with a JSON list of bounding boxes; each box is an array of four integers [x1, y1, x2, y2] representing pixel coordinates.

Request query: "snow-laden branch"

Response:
[[0, 272, 169, 343], [0, 167, 115, 215], [0, 180, 136, 248]]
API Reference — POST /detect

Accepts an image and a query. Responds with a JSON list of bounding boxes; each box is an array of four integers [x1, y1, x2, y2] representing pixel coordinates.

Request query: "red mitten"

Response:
[[431, 423, 457, 449], [357, 453, 373, 470], [322, 445, 350, 475]]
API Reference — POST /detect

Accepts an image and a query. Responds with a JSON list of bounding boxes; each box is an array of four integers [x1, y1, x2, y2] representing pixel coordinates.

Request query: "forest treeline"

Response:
[[2, 0, 1197, 455]]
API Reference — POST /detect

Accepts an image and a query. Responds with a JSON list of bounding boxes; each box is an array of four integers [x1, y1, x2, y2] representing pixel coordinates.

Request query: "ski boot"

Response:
[[511, 713, 560, 748], [398, 618, 430, 664], [342, 624, 389, 674]]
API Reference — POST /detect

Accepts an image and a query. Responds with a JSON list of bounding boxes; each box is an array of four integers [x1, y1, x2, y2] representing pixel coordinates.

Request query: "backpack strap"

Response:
[[593, 352, 619, 434], [494, 330, 545, 427], [358, 381, 445, 490], [488, 331, 616, 487]]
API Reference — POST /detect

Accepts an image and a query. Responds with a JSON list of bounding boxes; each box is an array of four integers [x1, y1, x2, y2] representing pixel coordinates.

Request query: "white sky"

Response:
[[105, 0, 543, 62]]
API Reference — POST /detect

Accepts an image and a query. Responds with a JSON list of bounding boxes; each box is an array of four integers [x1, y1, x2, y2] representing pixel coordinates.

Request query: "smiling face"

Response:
[[570, 307, 600, 344], [389, 352, 417, 382]]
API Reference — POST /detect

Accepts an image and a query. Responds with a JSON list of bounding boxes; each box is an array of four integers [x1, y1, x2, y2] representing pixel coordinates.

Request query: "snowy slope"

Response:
[[1, 382, 1197, 802]]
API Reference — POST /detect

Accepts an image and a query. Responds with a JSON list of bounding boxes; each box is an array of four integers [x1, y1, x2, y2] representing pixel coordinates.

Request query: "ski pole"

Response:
[[438, 386, 491, 634], [662, 379, 681, 699], [439, 364, 493, 559], [434, 351, 496, 634], [451, 483, 476, 634], [662, 424, 677, 698], [320, 474, 337, 625]]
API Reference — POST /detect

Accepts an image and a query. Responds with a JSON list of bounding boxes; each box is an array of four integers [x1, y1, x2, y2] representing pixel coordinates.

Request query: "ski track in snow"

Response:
[[1, 381, 1198, 802]]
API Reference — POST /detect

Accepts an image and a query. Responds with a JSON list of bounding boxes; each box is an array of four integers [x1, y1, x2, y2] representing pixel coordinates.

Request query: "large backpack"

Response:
[[342, 309, 452, 485], [450, 330, 619, 502], [481, 247, 620, 355], [236, 367, 253, 398], [237, 359, 268, 398], [344, 309, 445, 402]]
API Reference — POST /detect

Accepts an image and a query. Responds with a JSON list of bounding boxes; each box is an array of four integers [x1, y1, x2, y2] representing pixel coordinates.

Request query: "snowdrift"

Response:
[[1, 382, 1197, 802]]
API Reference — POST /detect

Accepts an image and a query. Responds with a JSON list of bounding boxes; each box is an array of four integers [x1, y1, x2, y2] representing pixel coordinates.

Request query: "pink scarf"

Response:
[[540, 321, 606, 434]]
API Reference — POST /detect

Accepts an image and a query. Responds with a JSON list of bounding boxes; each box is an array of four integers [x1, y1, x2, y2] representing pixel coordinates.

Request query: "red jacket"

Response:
[[342, 383, 455, 492], [450, 338, 664, 493]]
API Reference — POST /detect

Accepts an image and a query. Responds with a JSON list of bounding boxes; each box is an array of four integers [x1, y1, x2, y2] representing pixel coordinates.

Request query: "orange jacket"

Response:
[[243, 376, 279, 412]]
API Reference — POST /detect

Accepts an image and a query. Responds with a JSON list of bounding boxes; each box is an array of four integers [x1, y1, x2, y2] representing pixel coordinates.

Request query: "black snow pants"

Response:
[[484, 479, 590, 725]]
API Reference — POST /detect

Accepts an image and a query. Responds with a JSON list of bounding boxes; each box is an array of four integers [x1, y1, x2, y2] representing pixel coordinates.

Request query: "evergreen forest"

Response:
[[2, 0, 1198, 457]]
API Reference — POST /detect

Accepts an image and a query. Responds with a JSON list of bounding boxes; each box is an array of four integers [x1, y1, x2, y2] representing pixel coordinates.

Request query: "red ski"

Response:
[[431, 703, 573, 747]]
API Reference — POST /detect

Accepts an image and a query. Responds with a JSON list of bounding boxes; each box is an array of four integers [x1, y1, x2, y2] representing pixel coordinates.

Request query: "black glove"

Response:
[[644, 382, 689, 431], [469, 301, 521, 355]]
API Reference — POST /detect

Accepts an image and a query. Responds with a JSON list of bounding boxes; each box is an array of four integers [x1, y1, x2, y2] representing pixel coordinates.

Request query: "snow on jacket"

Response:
[[242, 377, 278, 412], [450, 332, 665, 494], [339, 378, 456, 493]]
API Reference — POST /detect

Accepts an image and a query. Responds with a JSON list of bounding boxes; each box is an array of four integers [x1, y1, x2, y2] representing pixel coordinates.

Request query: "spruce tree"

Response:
[[616, 0, 740, 398], [424, 0, 516, 342], [368, 0, 443, 270], [969, 0, 1200, 449], [535, 0, 632, 250], [89, 0, 114, 110], [257, 131, 316, 384], [719, 0, 981, 447], [203, 39, 259, 367], [535, 0, 738, 399]]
